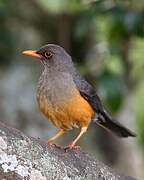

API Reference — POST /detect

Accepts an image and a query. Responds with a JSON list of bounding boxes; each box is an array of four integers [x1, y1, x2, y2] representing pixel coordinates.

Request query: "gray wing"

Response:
[[72, 72, 136, 137], [72, 72, 105, 114]]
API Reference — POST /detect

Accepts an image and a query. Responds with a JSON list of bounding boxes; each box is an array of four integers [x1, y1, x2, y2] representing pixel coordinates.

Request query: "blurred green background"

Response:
[[0, 0, 144, 179]]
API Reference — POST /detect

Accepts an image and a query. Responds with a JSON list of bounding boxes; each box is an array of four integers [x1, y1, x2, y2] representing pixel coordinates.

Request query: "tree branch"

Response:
[[0, 121, 136, 180]]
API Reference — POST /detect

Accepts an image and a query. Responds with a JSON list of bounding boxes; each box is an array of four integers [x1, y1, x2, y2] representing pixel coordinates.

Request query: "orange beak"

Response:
[[22, 50, 41, 58]]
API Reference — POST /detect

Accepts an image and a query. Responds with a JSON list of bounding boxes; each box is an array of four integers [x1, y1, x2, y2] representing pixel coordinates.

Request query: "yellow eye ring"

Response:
[[44, 52, 52, 59]]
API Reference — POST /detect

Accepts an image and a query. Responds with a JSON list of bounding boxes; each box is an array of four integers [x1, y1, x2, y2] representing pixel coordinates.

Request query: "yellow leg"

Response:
[[48, 129, 65, 144], [66, 126, 88, 149]]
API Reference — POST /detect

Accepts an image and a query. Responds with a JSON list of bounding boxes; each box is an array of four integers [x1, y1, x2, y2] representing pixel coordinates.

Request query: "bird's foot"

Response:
[[47, 140, 53, 146], [48, 141, 65, 149], [48, 141, 80, 151], [64, 143, 80, 152], [53, 144, 65, 149]]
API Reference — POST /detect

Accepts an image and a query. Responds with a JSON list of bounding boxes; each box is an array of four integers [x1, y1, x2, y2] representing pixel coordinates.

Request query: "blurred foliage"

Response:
[[135, 82, 144, 147], [97, 70, 124, 113]]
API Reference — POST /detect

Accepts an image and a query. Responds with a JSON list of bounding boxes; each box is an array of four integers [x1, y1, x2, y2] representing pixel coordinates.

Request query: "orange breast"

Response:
[[37, 92, 94, 130]]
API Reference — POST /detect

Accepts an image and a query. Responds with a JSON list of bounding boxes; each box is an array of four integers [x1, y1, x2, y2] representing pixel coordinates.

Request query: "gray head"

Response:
[[22, 44, 75, 73]]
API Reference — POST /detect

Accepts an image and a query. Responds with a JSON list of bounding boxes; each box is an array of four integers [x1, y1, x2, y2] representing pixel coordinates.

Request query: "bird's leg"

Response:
[[64, 126, 87, 151], [48, 129, 65, 147]]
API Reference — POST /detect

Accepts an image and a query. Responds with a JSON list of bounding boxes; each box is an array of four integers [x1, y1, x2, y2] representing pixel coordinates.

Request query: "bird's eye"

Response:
[[44, 52, 52, 59]]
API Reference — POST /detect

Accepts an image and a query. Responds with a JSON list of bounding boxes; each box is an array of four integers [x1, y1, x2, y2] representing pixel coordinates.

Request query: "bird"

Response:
[[22, 44, 136, 150]]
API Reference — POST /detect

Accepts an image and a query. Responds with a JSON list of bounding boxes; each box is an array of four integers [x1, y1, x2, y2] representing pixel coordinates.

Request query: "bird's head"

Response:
[[22, 44, 74, 73]]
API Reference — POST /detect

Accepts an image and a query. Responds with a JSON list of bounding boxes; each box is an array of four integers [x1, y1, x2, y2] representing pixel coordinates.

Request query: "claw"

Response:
[[48, 141, 65, 149], [64, 143, 80, 152], [48, 140, 53, 146], [53, 144, 65, 149]]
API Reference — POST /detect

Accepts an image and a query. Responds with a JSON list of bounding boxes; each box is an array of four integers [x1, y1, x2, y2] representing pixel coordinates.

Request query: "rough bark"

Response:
[[0, 121, 136, 180]]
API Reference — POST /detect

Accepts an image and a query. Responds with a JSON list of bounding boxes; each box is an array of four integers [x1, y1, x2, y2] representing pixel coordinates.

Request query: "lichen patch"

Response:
[[0, 136, 7, 150], [0, 153, 32, 178], [29, 169, 47, 180]]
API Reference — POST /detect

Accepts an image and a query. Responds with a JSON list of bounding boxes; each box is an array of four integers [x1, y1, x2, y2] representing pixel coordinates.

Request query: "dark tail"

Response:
[[94, 110, 136, 137]]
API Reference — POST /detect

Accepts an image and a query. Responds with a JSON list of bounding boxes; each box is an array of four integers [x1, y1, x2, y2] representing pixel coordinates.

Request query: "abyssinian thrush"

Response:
[[22, 44, 136, 149]]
